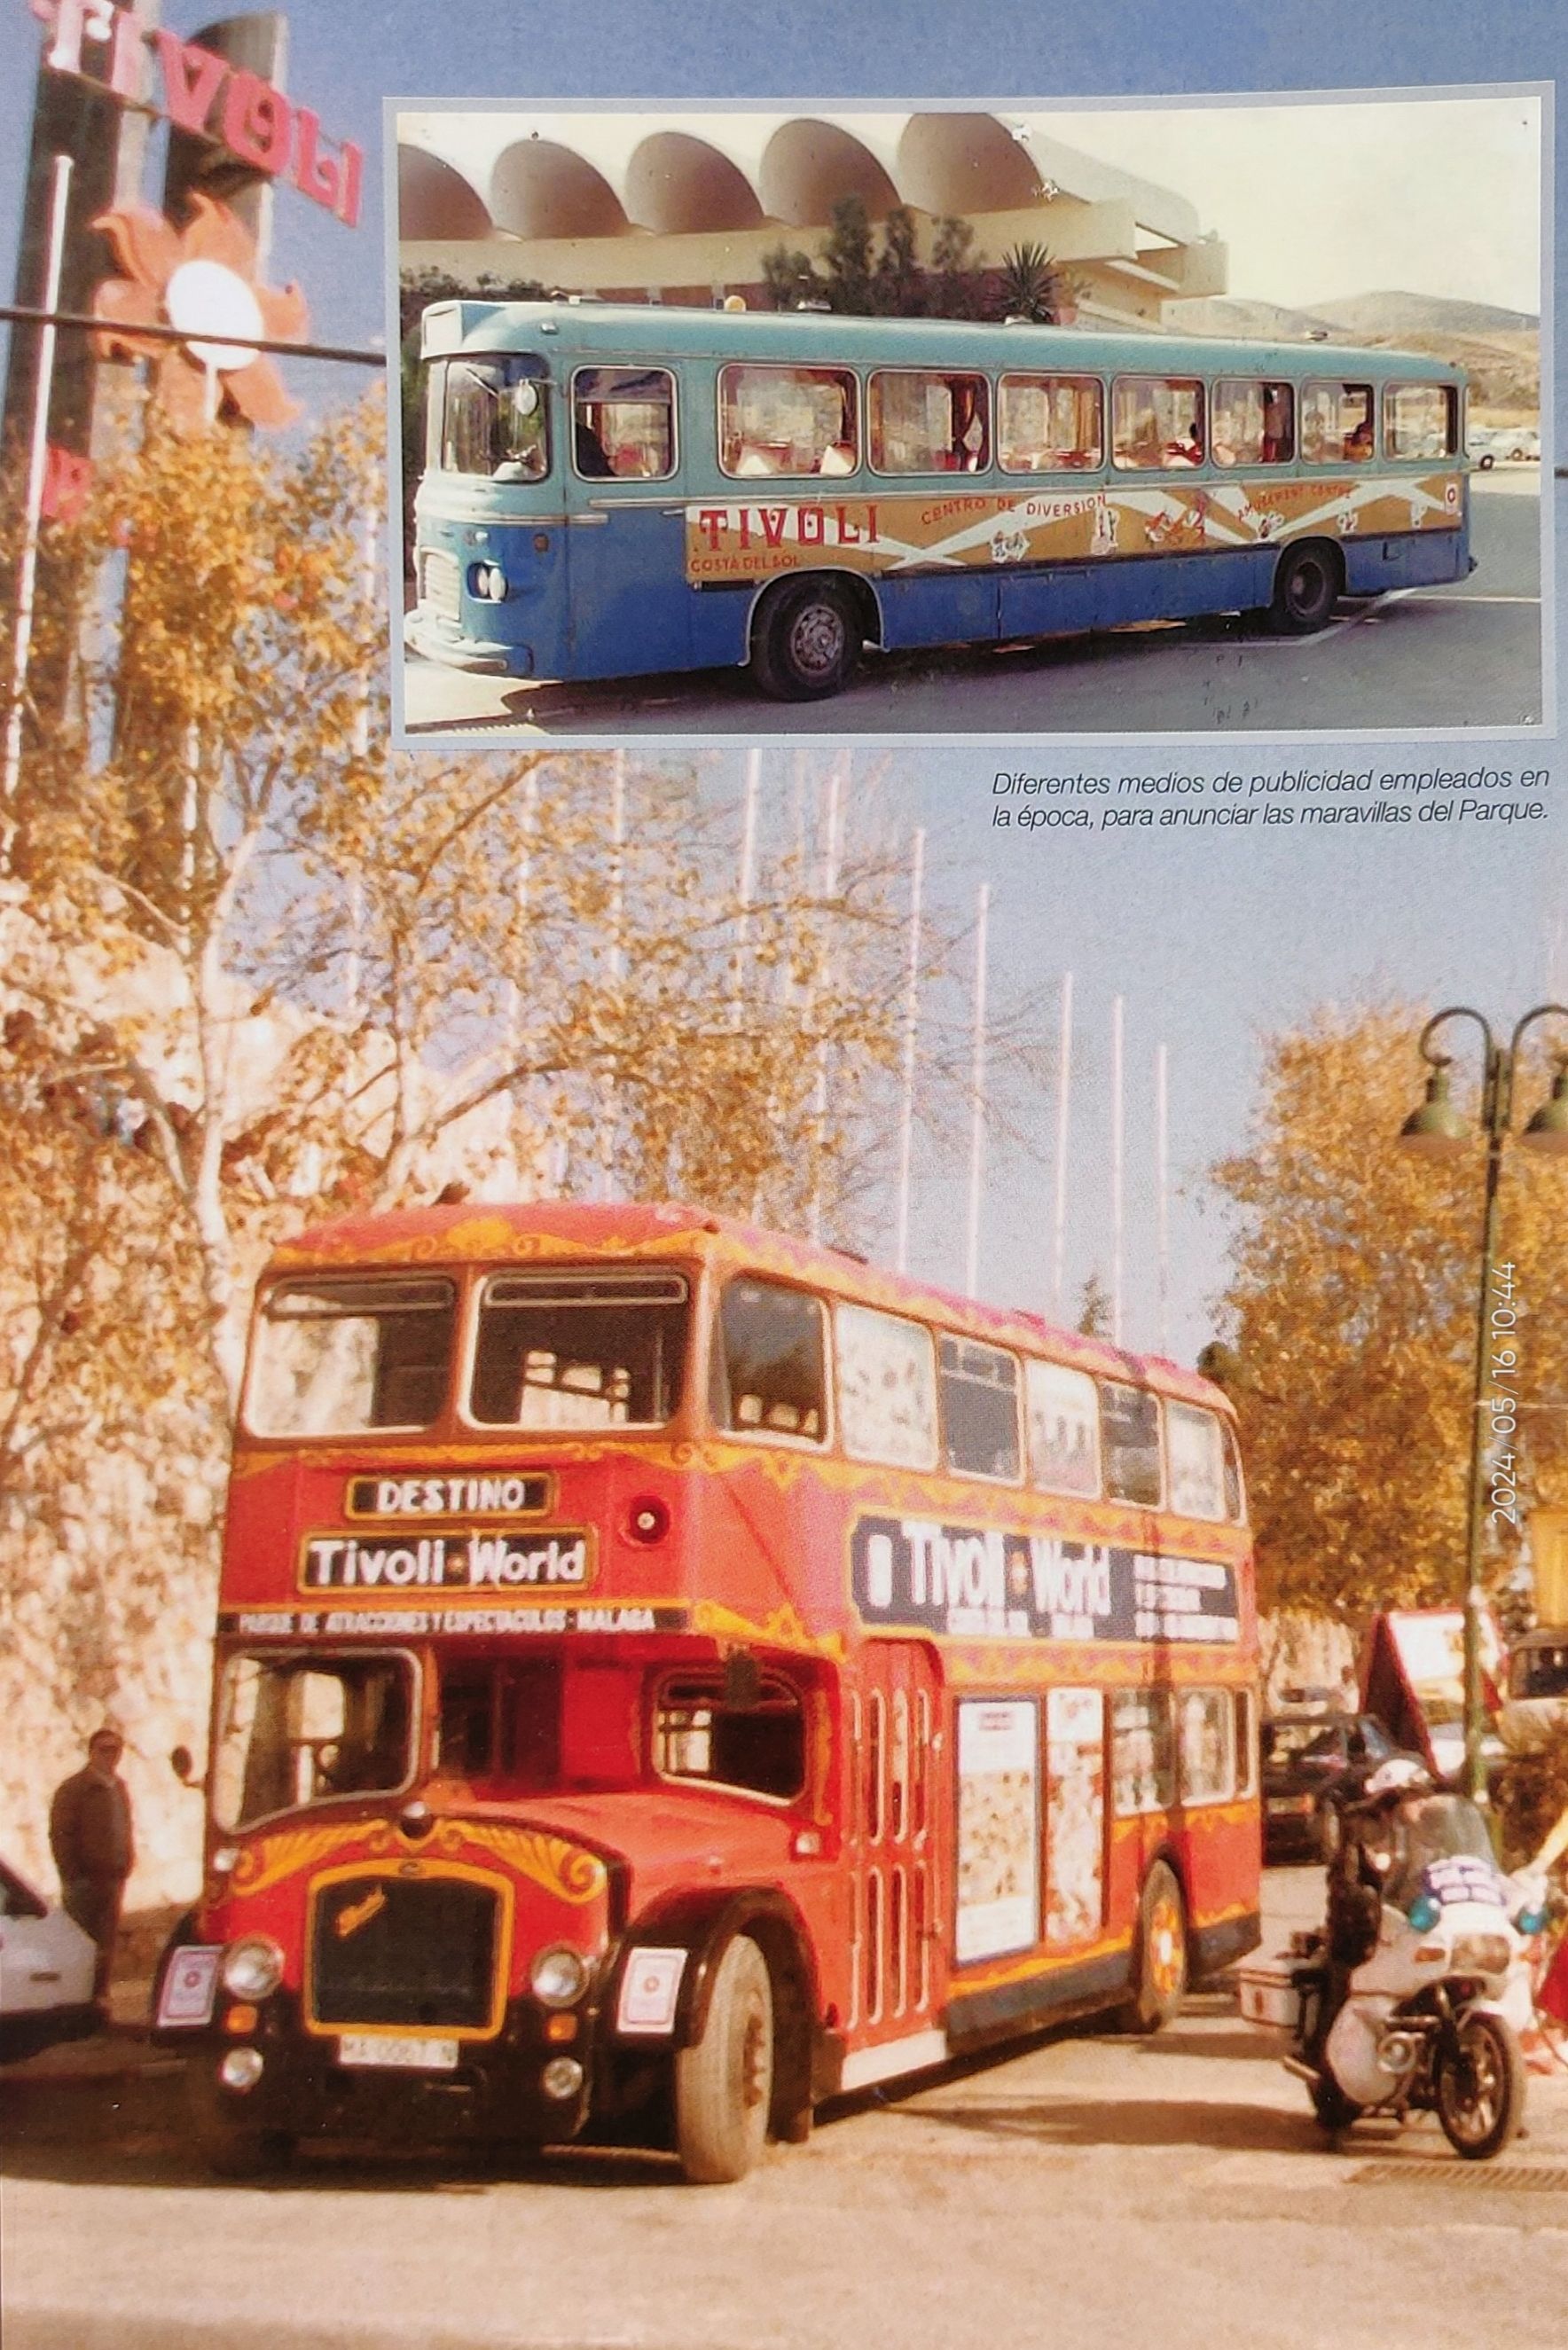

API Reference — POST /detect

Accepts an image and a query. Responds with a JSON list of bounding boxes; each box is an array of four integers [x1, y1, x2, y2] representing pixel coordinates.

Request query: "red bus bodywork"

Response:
[[158, 1201, 1260, 2177]]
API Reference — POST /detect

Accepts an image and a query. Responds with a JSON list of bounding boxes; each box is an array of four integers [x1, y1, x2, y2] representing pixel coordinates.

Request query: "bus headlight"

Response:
[[530, 1946, 589, 2008], [222, 1935, 284, 2001], [470, 560, 509, 602], [541, 2056, 584, 2101], [219, 2047, 264, 2092]]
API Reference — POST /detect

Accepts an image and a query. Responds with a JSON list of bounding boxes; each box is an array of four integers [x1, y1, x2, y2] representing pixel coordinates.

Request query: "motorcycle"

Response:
[[1251, 1763, 1546, 2159]]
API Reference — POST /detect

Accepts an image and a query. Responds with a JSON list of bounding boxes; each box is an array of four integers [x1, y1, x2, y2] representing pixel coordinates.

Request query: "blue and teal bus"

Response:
[[404, 302, 1472, 703]]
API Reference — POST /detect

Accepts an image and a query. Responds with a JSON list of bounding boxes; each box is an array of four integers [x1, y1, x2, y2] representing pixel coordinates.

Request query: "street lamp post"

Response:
[[1398, 1005, 1568, 1803]]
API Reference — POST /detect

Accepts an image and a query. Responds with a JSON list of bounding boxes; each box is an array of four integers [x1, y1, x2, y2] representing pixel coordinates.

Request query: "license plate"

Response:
[[1266, 1796, 1310, 1816], [337, 2033, 459, 2071]]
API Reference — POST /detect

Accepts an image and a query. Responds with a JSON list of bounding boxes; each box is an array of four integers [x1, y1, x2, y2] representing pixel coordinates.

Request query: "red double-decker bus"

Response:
[[156, 1201, 1260, 2181]]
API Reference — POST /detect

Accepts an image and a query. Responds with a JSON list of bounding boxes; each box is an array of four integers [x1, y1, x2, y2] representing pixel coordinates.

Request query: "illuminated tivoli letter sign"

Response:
[[28, 0, 364, 227]]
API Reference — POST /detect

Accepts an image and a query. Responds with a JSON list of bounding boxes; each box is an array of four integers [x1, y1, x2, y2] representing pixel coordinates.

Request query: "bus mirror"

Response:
[[169, 1744, 197, 1785], [510, 380, 540, 419], [722, 1650, 762, 1710]]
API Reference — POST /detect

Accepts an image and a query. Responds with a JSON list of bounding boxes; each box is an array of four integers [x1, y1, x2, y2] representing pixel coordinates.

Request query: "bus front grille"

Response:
[[310, 1875, 500, 2033], [420, 549, 460, 623]]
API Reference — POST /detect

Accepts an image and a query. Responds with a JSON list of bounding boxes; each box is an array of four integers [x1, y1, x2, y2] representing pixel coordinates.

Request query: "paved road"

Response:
[[399, 472, 1546, 741], [5, 1866, 1566, 2350]]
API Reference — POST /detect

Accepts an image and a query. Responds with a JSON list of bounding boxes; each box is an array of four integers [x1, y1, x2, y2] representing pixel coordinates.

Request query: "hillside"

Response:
[[1164, 290, 1539, 421]]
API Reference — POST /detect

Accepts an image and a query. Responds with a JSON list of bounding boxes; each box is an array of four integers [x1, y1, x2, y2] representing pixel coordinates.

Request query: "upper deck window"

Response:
[[711, 1279, 828, 1442], [468, 1271, 688, 1430], [1164, 1400, 1227, 1521], [1111, 377, 1204, 470], [1384, 381, 1458, 460], [940, 1335, 1022, 1483], [1101, 1380, 1163, 1506], [1211, 379, 1294, 466], [1302, 381, 1375, 464], [836, 1302, 938, 1469], [572, 365, 676, 481], [868, 371, 990, 474], [246, 1276, 456, 1436], [719, 364, 858, 479], [438, 356, 550, 481], [1025, 1359, 1100, 1496], [998, 373, 1103, 473]]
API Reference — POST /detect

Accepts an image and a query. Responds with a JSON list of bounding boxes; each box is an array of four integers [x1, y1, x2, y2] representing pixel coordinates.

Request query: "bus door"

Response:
[[847, 1642, 943, 2051], [1042, 1687, 1109, 1951], [563, 362, 692, 678]]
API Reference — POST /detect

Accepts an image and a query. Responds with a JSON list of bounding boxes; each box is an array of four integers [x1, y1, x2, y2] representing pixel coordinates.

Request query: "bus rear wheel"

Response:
[[1267, 543, 1340, 635], [750, 578, 860, 701], [674, 1935, 774, 2183], [1113, 1860, 1188, 2033]]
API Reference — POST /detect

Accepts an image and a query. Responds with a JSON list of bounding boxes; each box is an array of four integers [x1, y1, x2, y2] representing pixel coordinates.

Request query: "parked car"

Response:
[[0, 1851, 98, 2062], [1260, 1711, 1419, 1863], [1469, 425, 1541, 468], [1499, 1626, 1568, 1751]]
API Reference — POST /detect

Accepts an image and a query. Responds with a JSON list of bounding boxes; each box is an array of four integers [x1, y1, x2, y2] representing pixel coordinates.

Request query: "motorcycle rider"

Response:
[[1305, 1754, 1431, 2073]]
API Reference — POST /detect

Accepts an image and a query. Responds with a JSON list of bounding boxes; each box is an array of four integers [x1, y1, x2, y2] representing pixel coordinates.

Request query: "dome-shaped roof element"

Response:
[[490, 139, 629, 239], [624, 132, 765, 234]]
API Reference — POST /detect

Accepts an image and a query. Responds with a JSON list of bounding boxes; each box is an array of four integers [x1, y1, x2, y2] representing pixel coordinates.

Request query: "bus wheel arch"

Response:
[[748, 572, 874, 701], [1112, 1854, 1189, 2034], [1266, 538, 1344, 635]]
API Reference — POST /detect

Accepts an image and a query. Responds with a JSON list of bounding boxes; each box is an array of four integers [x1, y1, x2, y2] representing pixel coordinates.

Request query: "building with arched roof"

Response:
[[397, 111, 1227, 327]]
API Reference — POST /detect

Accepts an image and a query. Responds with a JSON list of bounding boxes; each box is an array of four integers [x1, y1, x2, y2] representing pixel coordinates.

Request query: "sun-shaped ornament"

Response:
[[90, 193, 309, 431]]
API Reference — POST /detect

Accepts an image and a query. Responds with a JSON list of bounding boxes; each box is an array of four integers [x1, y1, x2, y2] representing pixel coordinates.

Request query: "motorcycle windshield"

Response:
[[1382, 1793, 1498, 1909]]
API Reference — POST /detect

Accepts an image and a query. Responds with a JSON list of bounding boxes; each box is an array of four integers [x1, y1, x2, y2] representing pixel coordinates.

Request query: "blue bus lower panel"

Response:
[[1341, 529, 1469, 594], [412, 525, 1469, 685]]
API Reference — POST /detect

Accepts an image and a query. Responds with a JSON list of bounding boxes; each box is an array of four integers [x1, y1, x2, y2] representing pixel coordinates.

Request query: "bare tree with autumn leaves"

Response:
[[1211, 1005, 1568, 1634]]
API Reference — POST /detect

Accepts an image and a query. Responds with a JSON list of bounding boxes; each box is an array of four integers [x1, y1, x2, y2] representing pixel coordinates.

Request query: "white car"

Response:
[[0, 1852, 98, 2062], [1470, 425, 1541, 468]]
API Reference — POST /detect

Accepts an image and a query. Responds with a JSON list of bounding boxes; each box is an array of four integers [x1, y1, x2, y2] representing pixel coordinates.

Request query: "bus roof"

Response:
[[266, 1197, 1229, 1412], [420, 298, 1463, 387]]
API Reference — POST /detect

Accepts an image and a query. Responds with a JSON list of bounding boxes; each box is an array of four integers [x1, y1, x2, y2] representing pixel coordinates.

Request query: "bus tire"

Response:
[[674, 1934, 774, 2183], [1266, 542, 1341, 635], [750, 577, 860, 701], [1113, 1860, 1188, 2034]]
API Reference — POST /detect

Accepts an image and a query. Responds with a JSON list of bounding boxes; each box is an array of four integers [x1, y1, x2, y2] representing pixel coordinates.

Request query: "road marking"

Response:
[[1393, 591, 1541, 605]]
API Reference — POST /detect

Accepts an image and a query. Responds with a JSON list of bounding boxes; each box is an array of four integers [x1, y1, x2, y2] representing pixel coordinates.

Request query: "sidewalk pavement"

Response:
[[3, 1978, 166, 2085]]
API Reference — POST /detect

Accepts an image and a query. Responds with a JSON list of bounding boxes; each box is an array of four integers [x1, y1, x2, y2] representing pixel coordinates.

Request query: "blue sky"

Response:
[[2, 0, 1564, 1359]]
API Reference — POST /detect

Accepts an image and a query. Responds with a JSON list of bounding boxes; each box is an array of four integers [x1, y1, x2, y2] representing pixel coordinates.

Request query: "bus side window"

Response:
[[571, 366, 677, 481], [710, 1279, 828, 1442], [1165, 1401, 1226, 1520], [1234, 1689, 1258, 1798], [1211, 378, 1294, 466], [1111, 1690, 1175, 1814], [1100, 1381, 1162, 1505], [1384, 380, 1457, 461], [939, 1335, 1022, 1481]]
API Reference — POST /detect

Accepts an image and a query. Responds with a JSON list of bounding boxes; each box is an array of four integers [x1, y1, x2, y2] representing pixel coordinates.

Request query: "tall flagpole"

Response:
[[964, 881, 990, 1299], [807, 755, 843, 1243], [1110, 993, 1125, 1347], [1052, 969, 1073, 1320], [894, 826, 925, 1274]]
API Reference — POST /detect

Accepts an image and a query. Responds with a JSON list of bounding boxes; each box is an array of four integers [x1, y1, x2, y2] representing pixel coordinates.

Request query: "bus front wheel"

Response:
[[750, 578, 860, 701], [673, 1934, 774, 2183], [1267, 543, 1340, 636], [1113, 1860, 1188, 2034]]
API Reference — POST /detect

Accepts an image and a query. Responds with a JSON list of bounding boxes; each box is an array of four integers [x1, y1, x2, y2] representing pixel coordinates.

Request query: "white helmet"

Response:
[[1363, 1757, 1429, 1800]]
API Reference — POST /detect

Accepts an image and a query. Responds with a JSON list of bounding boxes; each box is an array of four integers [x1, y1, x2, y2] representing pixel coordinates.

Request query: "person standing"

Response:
[[49, 1727, 136, 2009]]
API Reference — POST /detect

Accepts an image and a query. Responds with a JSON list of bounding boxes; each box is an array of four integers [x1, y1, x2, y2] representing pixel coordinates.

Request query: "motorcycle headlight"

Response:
[[530, 1945, 590, 2009], [221, 1934, 284, 2001], [1448, 1933, 1511, 1978]]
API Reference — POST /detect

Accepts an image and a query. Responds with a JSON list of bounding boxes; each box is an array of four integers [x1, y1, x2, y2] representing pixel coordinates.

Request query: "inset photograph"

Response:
[[392, 94, 1544, 741]]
